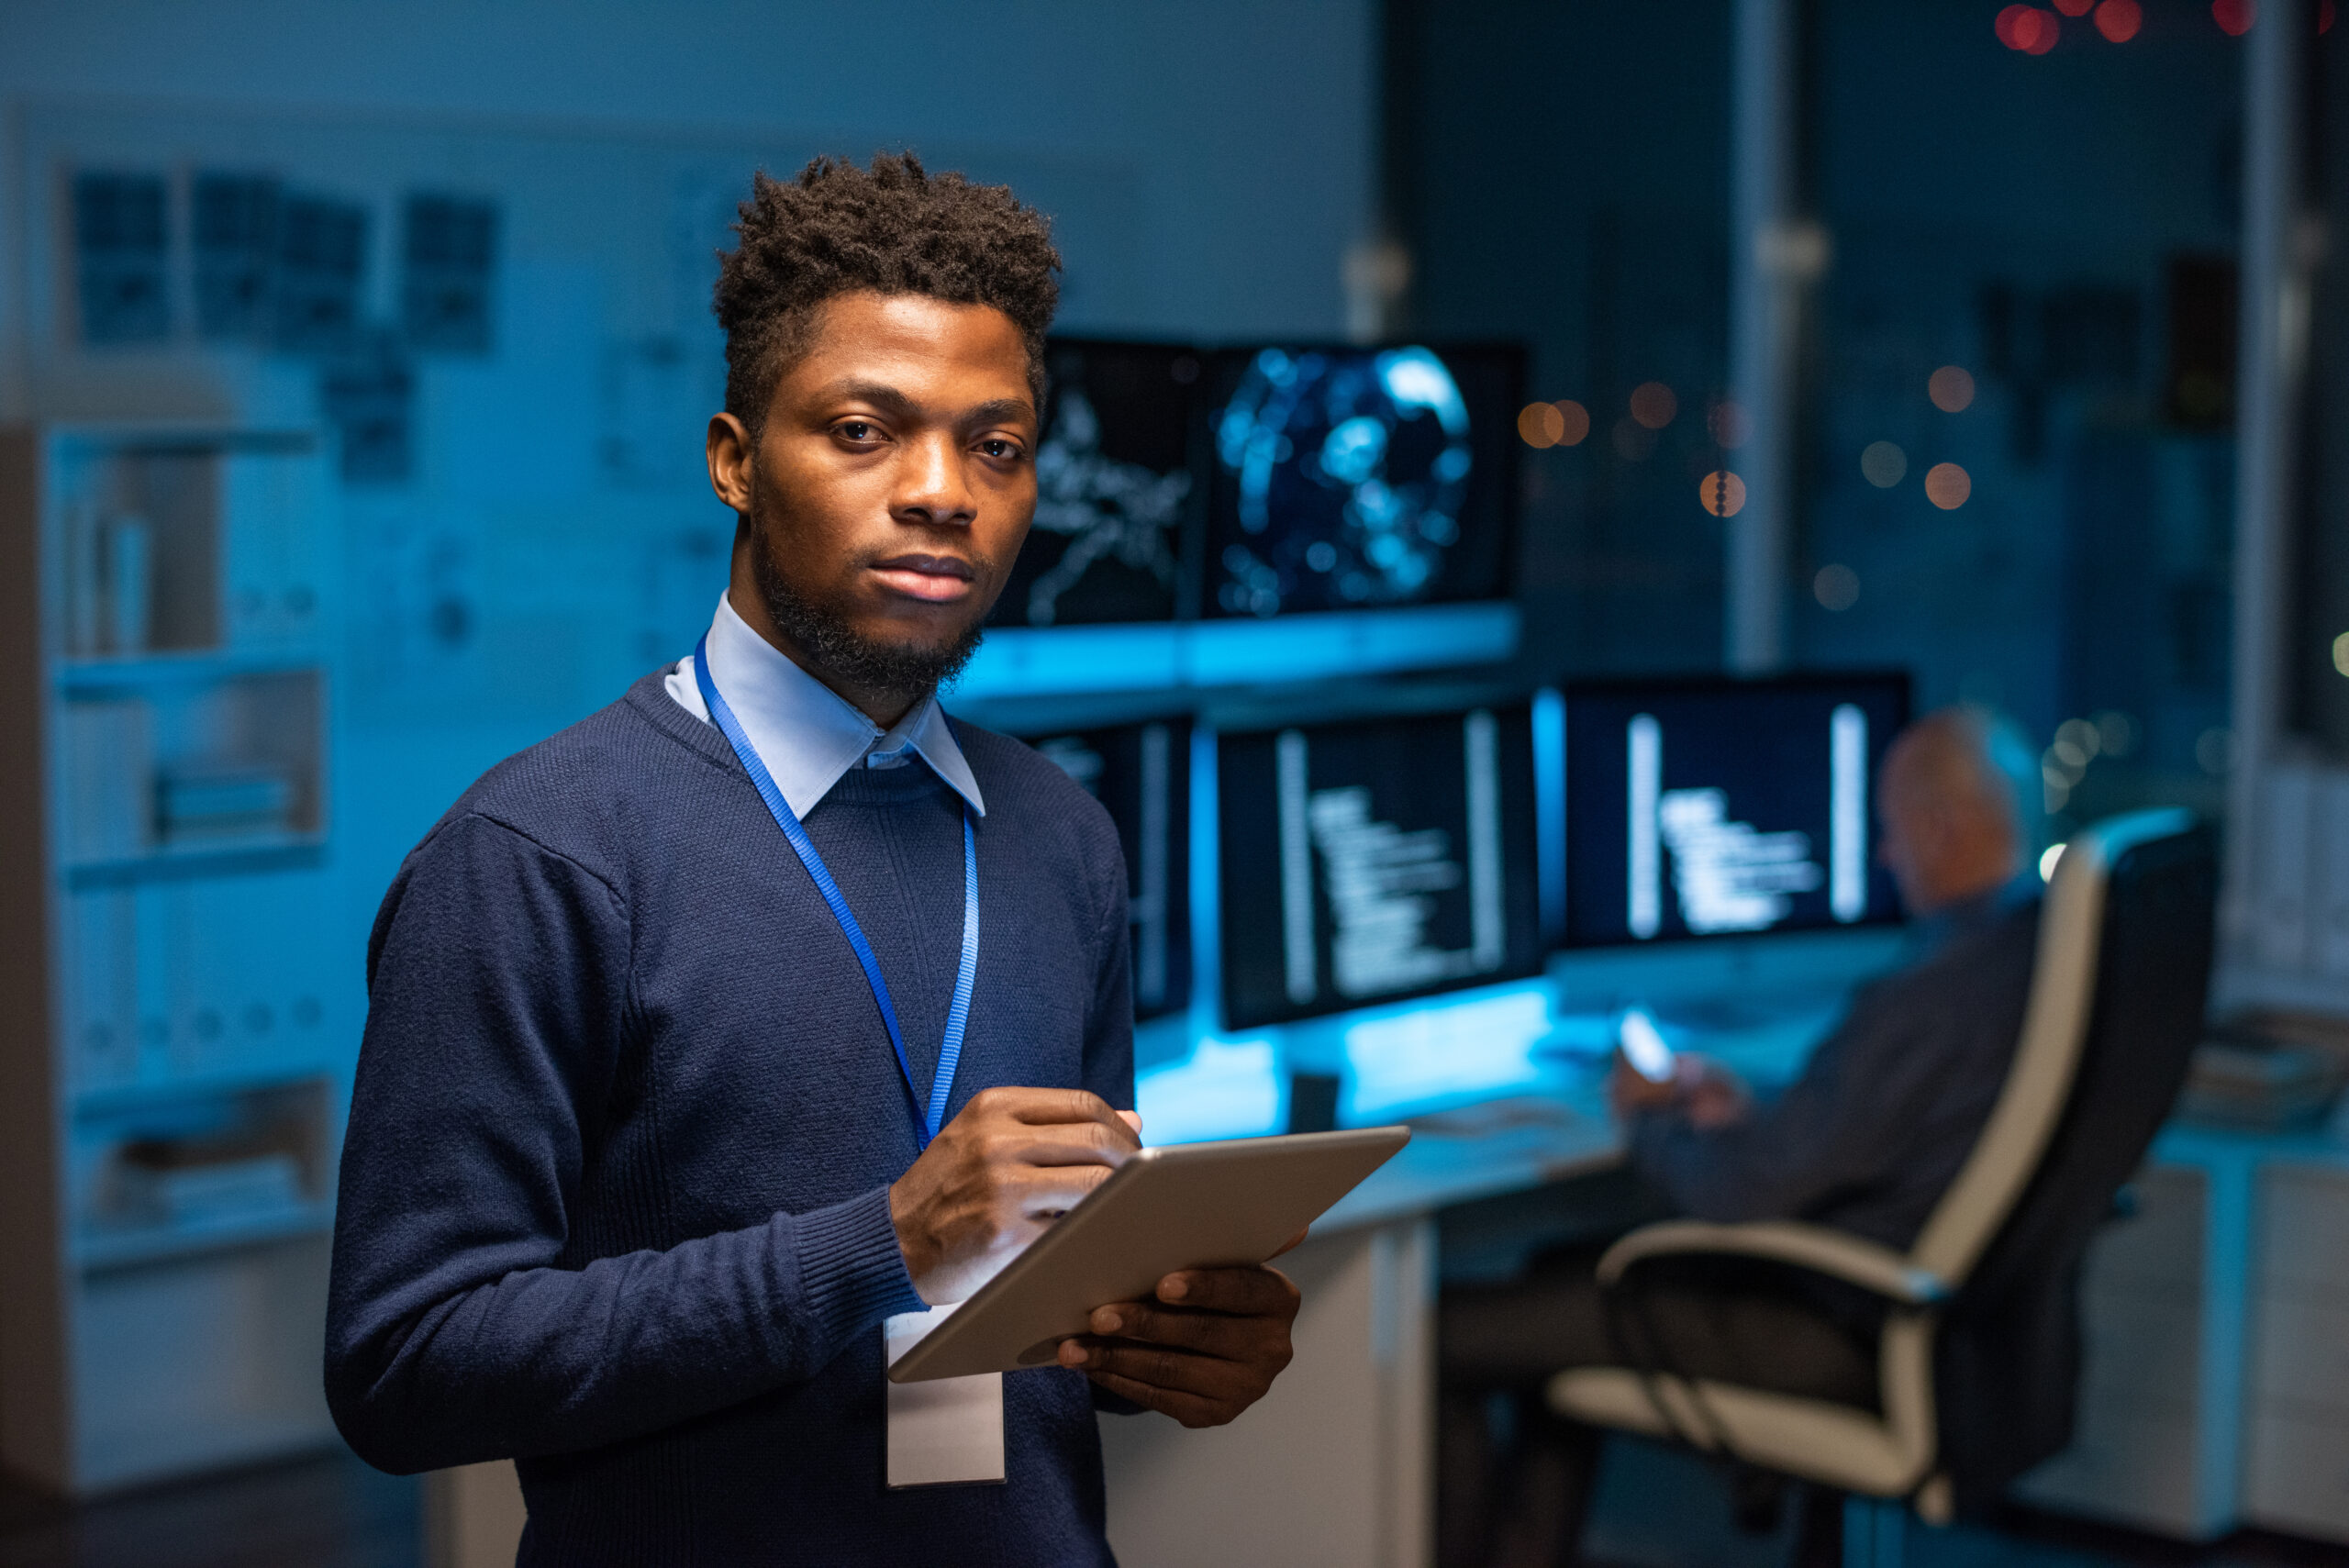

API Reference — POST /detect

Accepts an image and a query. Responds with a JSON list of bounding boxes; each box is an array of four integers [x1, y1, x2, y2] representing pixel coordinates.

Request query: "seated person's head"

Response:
[[1877, 708, 2024, 917]]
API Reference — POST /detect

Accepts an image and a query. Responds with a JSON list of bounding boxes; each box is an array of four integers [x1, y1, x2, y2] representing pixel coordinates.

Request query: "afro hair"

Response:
[[713, 151, 1062, 432]]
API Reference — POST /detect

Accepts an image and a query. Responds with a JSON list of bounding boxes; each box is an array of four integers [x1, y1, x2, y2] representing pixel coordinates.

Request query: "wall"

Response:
[[0, 0, 1379, 971], [2, 0, 1378, 407]]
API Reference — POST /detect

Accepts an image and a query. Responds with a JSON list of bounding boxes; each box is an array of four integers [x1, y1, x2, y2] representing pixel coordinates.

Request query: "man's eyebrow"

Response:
[[961, 396, 1037, 430], [812, 383, 1035, 430], [817, 379, 921, 418]]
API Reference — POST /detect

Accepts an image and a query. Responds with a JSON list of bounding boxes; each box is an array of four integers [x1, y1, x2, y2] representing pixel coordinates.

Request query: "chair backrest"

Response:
[[1925, 810, 2216, 1507], [1909, 809, 2212, 1287]]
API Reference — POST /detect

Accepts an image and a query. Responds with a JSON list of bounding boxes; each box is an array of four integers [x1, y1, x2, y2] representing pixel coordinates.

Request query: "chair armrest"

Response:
[[1595, 1219, 1951, 1306]]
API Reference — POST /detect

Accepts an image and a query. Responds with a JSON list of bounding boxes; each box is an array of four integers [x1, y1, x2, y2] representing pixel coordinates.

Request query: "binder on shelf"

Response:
[[60, 697, 154, 862]]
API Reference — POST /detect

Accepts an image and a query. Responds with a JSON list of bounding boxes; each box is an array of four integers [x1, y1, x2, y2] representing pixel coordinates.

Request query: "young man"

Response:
[[327, 154, 1298, 1565]]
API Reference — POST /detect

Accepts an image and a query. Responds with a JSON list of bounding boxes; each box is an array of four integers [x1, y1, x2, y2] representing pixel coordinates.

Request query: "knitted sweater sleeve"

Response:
[[1074, 802, 1149, 1418], [324, 812, 922, 1473]]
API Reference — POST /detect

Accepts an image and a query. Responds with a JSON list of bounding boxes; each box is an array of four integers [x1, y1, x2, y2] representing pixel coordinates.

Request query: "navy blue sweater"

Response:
[[326, 672, 1135, 1565]]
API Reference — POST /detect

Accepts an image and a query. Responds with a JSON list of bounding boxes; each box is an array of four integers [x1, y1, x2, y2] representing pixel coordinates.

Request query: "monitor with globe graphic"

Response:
[[1201, 342, 1521, 617]]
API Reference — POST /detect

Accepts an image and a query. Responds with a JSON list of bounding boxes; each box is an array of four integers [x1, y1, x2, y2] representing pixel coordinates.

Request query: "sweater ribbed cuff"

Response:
[[794, 1185, 926, 1340]]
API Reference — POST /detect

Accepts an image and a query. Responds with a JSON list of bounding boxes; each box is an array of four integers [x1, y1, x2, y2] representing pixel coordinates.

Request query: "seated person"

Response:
[[1438, 707, 2042, 1567]]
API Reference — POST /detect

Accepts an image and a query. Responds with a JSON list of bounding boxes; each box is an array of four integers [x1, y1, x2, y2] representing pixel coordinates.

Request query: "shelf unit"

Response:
[[0, 425, 349, 1495]]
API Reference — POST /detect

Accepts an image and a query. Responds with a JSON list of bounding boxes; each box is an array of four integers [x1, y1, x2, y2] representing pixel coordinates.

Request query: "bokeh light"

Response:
[[2213, 0, 2255, 35], [1708, 398, 1750, 449], [2095, 0, 2143, 39], [1814, 563, 1861, 611], [2054, 0, 2092, 16], [2094, 710, 2139, 757], [1553, 399, 1592, 447], [2325, 0, 2338, 33], [1928, 365, 1976, 412], [1698, 471, 1748, 517], [1924, 462, 1972, 508], [1518, 401, 1565, 448], [1629, 381, 1678, 430], [1861, 440, 1908, 488], [1995, 6, 2062, 50], [2333, 629, 2349, 676]]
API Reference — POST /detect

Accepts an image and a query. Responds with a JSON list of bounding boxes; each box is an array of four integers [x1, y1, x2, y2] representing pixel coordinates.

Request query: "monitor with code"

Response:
[[1217, 705, 1542, 1029], [1559, 673, 1912, 948], [1201, 343, 1522, 617], [1023, 717, 1193, 1021], [989, 339, 1203, 628]]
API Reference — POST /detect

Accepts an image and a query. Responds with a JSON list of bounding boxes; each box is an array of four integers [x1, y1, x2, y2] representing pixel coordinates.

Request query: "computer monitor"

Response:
[[1201, 342, 1522, 617], [1023, 717, 1193, 1021], [1217, 704, 1543, 1029], [1559, 673, 1912, 948], [989, 339, 1202, 628]]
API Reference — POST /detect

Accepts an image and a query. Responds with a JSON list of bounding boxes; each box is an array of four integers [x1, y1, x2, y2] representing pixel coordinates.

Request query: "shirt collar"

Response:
[[664, 595, 985, 819]]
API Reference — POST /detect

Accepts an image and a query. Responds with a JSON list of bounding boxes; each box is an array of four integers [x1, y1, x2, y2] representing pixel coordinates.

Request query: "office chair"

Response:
[[1545, 808, 2217, 1568]]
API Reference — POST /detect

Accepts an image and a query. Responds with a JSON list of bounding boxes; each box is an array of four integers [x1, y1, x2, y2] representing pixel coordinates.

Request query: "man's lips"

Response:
[[869, 555, 978, 604]]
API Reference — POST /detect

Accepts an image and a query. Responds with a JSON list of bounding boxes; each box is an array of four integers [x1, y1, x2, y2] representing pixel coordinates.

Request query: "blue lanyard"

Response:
[[694, 636, 978, 1150]]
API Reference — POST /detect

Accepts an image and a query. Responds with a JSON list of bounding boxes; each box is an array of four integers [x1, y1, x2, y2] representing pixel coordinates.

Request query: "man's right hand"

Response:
[[887, 1087, 1143, 1306]]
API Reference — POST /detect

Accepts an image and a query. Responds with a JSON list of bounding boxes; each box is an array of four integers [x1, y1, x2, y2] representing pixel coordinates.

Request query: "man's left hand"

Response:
[[1056, 1263, 1300, 1428]]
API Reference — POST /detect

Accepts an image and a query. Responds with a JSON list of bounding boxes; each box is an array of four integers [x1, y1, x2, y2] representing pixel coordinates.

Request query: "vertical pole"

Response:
[[1726, 0, 1807, 674], [2226, 0, 2309, 949]]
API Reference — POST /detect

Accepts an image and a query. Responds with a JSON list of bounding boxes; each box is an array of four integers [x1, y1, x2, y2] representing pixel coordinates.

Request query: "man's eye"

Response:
[[836, 420, 881, 442], [978, 439, 1025, 462]]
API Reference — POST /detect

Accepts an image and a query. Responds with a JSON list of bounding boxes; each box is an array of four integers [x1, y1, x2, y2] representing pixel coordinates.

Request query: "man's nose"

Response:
[[894, 432, 976, 527]]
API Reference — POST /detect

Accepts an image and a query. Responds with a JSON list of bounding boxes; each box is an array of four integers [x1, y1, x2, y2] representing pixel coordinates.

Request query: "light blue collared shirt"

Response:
[[665, 595, 985, 819]]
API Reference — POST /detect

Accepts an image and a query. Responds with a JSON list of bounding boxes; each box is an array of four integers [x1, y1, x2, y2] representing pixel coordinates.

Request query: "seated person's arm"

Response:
[[1611, 988, 1919, 1226]]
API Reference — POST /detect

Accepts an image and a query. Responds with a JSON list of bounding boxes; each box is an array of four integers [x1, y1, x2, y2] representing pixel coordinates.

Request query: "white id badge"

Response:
[[884, 1305, 1006, 1488]]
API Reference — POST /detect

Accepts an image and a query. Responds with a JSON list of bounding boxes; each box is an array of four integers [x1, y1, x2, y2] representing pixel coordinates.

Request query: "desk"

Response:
[[1099, 1093, 1624, 1568], [1097, 940, 1887, 1568]]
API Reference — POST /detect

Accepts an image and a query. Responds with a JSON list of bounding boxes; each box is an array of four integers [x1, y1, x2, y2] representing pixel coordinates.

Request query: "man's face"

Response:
[[708, 291, 1037, 711]]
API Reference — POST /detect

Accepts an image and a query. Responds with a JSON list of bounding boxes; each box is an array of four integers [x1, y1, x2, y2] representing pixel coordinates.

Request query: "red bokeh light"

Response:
[[2213, 0, 2256, 35], [2096, 0, 2143, 40], [2054, 0, 2092, 15], [1998, 4, 2062, 50], [2323, 0, 2337, 32]]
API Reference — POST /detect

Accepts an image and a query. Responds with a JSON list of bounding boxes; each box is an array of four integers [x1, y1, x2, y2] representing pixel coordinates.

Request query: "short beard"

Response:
[[748, 518, 985, 711]]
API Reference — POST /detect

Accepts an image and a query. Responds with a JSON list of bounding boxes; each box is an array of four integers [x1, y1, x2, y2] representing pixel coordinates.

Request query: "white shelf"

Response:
[[63, 833, 328, 890], [74, 1201, 334, 1273], [56, 648, 326, 688]]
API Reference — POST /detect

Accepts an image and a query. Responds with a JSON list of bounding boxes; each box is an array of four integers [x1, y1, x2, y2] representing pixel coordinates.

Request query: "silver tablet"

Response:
[[885, 1125, 1410, 1384]]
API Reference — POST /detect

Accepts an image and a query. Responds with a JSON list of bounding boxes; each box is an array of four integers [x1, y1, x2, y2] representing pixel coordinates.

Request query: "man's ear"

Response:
[[707, 412, 755, 514]]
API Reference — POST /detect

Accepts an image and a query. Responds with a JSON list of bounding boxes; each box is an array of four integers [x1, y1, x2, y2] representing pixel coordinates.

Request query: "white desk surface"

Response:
[[1134, 970, 1865, 1236], [1320, 1090, 1624, 1231]]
